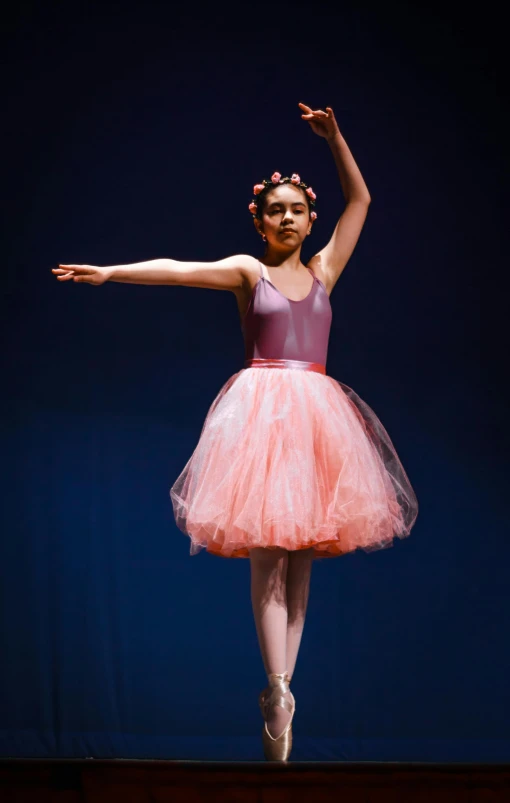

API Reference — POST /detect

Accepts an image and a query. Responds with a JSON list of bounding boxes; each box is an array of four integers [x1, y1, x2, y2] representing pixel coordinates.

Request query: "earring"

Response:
[[261, 233, 267, 242]]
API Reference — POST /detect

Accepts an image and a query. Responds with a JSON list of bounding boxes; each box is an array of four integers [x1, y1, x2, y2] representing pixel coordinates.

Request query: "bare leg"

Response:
[[250, 546, 293, 738], [285, 547, 314, 680]]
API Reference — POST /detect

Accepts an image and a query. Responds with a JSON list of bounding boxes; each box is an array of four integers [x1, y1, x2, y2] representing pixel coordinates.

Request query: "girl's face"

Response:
[[256, 184, 312, 246]]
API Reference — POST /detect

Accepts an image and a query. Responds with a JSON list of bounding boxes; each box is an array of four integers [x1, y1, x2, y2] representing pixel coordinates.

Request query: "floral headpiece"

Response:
[[248, 172, 317, 221]]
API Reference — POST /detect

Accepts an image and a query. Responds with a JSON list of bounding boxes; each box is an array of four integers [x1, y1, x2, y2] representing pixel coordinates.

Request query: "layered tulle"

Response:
[[170, 367, 418, 559]]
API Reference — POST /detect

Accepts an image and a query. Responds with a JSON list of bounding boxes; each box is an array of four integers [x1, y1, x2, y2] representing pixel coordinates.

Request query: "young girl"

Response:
[[53, 102, 418, 762]]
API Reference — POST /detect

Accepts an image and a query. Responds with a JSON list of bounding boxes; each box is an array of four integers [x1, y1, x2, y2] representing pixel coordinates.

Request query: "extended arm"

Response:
[[52, 254, 254, 291], [109, 258, 176, 285]]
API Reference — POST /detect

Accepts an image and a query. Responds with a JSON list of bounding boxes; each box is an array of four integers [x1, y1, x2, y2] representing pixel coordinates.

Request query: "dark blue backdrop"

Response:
[[2, 1, 507, 761]]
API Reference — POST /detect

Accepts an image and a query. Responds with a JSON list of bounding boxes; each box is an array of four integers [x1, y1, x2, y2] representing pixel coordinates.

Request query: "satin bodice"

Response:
[[241, 261, 332, 367]]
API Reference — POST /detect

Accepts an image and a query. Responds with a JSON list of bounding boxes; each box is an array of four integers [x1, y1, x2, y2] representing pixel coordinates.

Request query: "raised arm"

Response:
[[298, 103, 371, 294], [52, 254, 254, 292]]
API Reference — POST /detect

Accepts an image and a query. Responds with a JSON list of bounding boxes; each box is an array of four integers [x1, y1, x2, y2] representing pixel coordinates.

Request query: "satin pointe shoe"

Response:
[[258, 671, 292, 715], [260, 671, 296, 762]]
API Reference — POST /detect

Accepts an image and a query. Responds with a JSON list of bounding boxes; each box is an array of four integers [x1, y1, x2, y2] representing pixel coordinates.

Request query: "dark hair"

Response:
[[249, 174, 317, 221]]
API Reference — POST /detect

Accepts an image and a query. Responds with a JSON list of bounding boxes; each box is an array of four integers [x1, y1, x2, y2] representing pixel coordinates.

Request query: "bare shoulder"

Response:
[[181, 252, 261, 324], [169, 253, 258, 293], [235, 254, 262, 286], [208, 252, 260, 293], [229, 254, 262, 296]]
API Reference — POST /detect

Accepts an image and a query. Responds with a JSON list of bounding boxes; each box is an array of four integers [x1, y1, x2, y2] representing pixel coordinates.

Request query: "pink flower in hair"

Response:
[[310, 210, 317, 221], [290, 173, 301, 184], [305, 186, 316, 200], [271, 171, 282, 183], [253, 183, 265, 195], [248, 201, 258, 215]]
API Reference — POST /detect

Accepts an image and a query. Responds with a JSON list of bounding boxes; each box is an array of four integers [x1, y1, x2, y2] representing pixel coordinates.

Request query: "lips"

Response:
[[281, 229, 296, 233]]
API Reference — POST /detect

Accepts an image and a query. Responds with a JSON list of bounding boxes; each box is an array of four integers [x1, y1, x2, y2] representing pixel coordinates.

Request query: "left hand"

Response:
[[298, 102, 340, 141]]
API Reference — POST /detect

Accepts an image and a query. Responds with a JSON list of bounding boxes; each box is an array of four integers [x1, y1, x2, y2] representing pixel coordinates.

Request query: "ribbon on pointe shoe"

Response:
[[259, 671, 292, 717]]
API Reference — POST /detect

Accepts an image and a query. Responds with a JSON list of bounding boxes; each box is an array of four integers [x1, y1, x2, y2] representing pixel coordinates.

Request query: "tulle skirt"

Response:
[[170, 359, 418, 559]]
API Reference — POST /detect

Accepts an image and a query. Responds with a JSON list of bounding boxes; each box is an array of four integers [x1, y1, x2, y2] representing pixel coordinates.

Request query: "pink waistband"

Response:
[[244, 358, 326, 375]]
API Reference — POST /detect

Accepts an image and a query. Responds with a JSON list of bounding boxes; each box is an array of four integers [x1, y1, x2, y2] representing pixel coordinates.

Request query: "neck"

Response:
[[261, 246, 304, 270]]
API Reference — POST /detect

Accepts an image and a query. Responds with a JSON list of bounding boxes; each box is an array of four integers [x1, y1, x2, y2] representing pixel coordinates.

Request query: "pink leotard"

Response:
[[241, 260, 332, 367]]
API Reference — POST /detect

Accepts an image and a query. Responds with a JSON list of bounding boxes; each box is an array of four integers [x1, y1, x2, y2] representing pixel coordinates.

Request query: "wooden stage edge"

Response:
[[0, 759, 509, 802]]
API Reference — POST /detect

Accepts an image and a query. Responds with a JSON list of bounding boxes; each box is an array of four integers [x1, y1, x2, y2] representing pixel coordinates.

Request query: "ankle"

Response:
[[267, 671, 290, 689], [267, 670, 291, 682]]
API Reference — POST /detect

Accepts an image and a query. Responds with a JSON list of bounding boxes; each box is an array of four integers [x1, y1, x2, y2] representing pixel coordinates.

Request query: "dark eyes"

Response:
[[270, 208, 304, 214]]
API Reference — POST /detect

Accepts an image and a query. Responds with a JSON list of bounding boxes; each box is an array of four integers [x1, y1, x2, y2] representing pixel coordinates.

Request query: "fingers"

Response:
[[299, 102, 331, 120], [53, 272, 91, 282], [301, 114, 328, 120], [52, 265, 92, 282], [52, 264, 91, 272], [51, 268, 74, 279]]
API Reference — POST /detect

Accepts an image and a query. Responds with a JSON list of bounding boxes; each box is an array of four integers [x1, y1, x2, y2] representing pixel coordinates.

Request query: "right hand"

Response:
[[52, 264, 111, 285]]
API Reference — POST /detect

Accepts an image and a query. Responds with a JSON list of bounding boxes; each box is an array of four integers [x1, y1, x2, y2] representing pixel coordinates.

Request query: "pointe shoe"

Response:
[[260, 671, 296, 762], [258, 671, 291, 715]]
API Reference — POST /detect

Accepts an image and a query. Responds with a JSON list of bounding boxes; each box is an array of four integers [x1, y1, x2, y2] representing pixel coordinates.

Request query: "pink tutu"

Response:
[[170, 363, 418, 559]]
